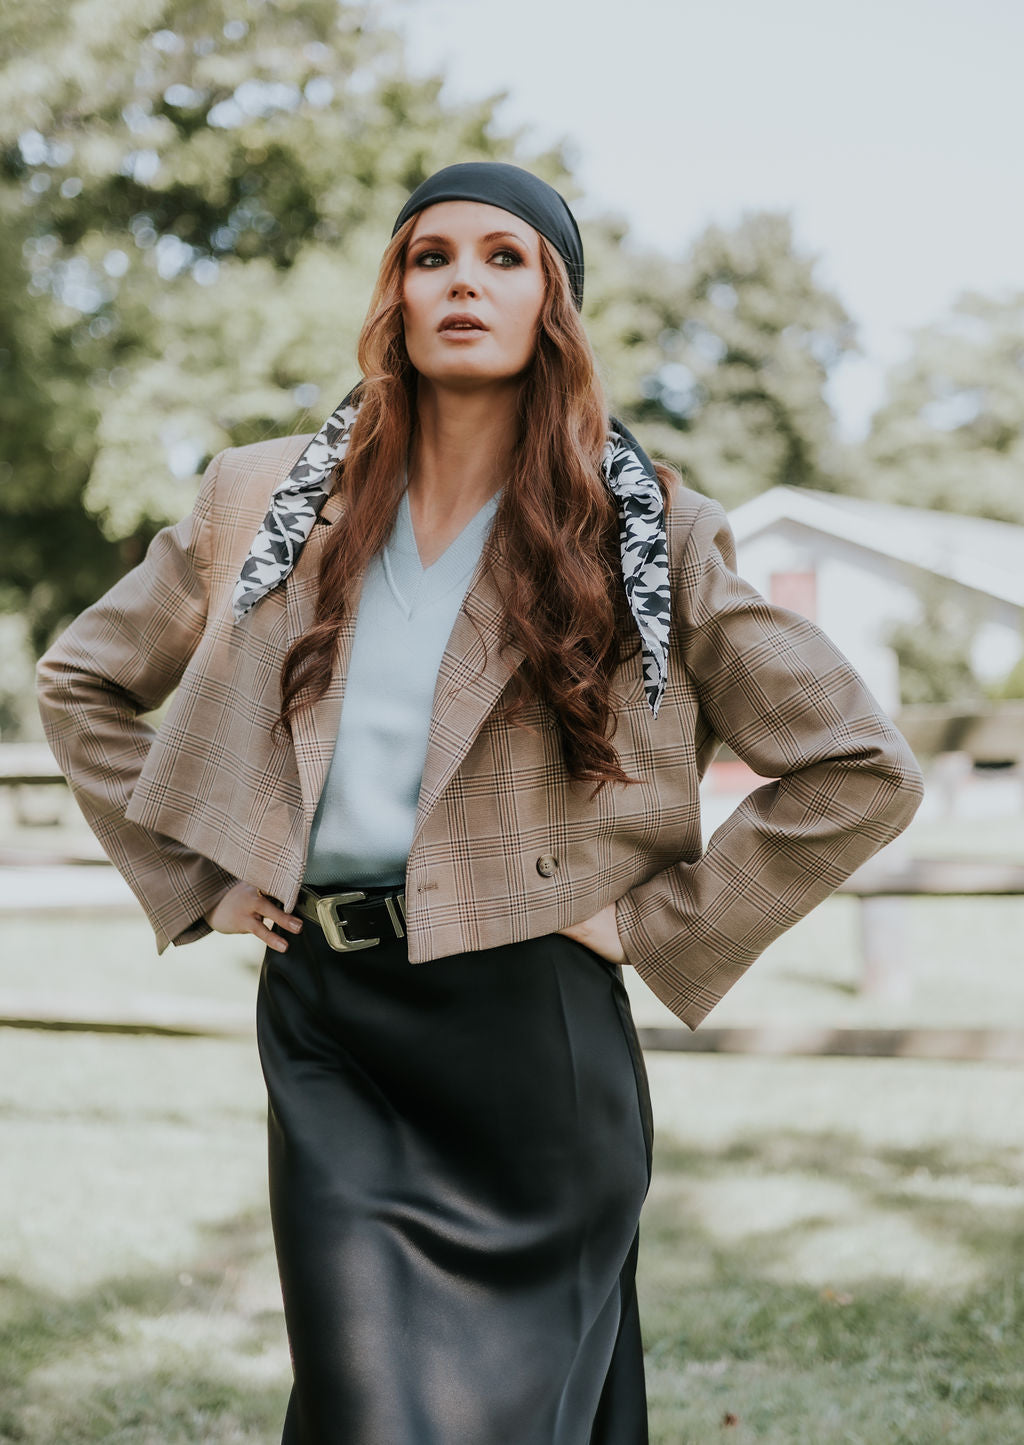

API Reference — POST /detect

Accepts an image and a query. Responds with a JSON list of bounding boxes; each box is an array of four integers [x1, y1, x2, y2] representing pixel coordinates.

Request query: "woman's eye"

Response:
[[411, 247, 523, 269]]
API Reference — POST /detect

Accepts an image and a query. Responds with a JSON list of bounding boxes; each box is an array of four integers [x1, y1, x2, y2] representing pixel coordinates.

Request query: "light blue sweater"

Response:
[[304, 485, 502, 886]]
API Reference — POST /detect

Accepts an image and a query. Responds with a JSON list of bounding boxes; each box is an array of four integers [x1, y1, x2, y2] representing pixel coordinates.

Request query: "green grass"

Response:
[[2, 1027, 1023, 1442], [0, 1029, 284, 1443], [639, 1120, 1024, 1443]]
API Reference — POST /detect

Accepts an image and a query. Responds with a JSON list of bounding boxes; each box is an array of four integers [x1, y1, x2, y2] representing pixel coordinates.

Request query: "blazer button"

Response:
[[536, 854, 559, 877]]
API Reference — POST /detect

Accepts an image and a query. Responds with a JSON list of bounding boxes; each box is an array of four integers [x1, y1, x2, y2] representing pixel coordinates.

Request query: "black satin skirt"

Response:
[[256, 884, 654, 1445]]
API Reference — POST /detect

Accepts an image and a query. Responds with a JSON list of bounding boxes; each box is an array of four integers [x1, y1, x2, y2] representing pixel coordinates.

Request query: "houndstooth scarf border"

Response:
[[232, 387, 671, 718]]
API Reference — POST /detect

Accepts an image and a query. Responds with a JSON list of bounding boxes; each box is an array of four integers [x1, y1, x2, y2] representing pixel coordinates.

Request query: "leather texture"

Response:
[[36, 433, 925, 1028], [257, 905, 652, 1444]]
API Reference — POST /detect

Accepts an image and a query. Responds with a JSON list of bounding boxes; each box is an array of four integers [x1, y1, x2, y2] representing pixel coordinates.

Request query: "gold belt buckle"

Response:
[[312, 889, 406, 951], [315, 890, 377, 951]]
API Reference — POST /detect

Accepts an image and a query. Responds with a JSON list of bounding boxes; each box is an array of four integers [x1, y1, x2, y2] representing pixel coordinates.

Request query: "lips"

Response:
[[439, 313, 487, 332]]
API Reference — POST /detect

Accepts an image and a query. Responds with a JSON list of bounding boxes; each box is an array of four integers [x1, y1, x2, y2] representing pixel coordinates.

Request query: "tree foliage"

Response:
[[854, 289, 1024, 523], [587, 210, 861, 510], [1, 0, 537, 647], [884, 577, 985, 707], [2, 0, 864, 670]]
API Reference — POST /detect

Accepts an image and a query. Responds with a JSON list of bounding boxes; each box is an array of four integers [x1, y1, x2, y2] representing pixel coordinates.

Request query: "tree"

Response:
[[0, 0, 559, 647], [854, 288, 1024, 523], [884, 577, 985, 706], [587, 209, 861, 510], [1, 0, 862, 669]]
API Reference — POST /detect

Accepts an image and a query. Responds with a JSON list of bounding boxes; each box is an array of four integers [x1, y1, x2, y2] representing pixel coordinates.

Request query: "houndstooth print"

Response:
[[601, 417, 671, 719], [232, 389, 671, 718], [232, 385, 361, 617]]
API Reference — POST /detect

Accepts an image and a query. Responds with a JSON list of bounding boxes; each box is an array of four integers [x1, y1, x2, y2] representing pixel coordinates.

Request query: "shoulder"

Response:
[[215, 432, 316, 491], [664, 479, 734, 574], [227, 432, 317, 466], [189, 433, 318, 571], [204, 432, 316, 523]]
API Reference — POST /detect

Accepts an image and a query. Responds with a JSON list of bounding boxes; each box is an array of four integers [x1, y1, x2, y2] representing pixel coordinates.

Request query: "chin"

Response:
[[409, 340, 533, 387], [418, 361, 525, 389]]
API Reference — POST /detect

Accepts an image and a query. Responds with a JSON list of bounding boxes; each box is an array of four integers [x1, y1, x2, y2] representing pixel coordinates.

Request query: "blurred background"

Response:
[[2, 2, 1023, 1441]]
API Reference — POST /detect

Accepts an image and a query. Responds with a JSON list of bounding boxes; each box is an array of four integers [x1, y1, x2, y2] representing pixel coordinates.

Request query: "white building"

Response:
[[726, 487, 1024, 714], [695, 487, 1024, 831]]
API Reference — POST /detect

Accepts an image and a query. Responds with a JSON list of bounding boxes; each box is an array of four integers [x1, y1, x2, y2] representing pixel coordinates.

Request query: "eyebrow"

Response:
[[408, 230, 531, 249]]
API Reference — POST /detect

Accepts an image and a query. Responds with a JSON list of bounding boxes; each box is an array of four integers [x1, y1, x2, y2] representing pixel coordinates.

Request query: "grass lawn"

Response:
[[2, 1029, 1022, 1443], [2, 877, 1024, 1442], [641, 1055, 1024, 1443]]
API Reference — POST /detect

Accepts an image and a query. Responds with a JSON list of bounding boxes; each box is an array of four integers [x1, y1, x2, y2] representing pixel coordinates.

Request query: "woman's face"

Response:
[[401, 200, 546, 390]]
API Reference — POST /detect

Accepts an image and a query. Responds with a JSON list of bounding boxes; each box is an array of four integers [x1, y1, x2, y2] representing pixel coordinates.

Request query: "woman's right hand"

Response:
[[204, 882, 303, 953]]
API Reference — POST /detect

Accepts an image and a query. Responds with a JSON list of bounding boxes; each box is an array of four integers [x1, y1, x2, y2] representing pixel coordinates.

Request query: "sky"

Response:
[[387, 0, 1023, 440]]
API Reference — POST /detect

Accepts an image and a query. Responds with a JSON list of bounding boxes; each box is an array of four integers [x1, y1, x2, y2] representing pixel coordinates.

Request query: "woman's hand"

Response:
[[558, 902, 628, 965], [205, 882, 303, 953]]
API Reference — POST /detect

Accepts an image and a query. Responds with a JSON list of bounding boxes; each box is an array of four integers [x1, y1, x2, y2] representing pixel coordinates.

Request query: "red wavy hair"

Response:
[[278, 218, 676, 798]]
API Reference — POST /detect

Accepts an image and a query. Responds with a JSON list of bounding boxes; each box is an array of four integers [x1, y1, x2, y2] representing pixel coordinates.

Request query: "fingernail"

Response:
[[275, 939, 288, 952], [289, 920, 302, 931]]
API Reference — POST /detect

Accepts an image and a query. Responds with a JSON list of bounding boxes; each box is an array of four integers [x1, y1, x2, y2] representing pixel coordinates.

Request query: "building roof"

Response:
[[727, 487, 1024, 608]]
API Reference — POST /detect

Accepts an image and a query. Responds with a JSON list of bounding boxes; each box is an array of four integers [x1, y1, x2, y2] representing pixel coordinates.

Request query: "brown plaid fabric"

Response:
[[37, 436, 924, 1029]]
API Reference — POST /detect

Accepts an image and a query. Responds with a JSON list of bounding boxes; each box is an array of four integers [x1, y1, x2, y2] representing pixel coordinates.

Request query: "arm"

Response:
[[614, 496, 925, 1029], [36, 451, 237, 951]]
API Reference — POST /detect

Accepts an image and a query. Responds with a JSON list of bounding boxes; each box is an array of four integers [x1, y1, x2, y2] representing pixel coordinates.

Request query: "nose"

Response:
[[448, 254, 480, 299]]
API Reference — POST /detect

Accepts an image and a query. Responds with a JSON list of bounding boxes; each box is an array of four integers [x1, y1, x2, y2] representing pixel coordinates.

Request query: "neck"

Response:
[[406, 378, 520, 519]]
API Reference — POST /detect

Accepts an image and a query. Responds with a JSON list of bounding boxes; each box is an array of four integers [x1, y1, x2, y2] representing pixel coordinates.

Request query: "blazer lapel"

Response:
[[284, 491, 361, 830], [411, 543, 525, 850]]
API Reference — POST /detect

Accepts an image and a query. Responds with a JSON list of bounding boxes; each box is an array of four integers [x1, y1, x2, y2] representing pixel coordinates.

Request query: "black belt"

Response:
[[297, 885, 407, 952]]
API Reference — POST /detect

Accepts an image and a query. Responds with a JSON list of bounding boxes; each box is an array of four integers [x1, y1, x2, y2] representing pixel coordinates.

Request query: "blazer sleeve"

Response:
[[614, 494, 925, 1030], [36, 450, 238, 951]]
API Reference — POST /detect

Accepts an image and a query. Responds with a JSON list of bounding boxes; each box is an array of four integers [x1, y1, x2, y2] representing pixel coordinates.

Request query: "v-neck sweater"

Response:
[[304, 485, 502, 887]]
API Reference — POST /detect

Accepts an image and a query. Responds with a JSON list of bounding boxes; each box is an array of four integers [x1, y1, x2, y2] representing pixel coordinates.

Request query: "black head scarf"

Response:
[[392, 161, 586, 310]]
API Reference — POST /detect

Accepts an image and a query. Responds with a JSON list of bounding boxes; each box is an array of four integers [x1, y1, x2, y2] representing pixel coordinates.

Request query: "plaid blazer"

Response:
[[37, 434, 924, 1028]]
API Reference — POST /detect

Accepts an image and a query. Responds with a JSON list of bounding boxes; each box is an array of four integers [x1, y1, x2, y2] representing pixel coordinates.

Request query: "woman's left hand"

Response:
[[558, 903, 628, 965]]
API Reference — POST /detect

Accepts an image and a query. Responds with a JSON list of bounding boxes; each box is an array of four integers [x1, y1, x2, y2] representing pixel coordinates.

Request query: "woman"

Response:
[[38, 162, 924, 1443]]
